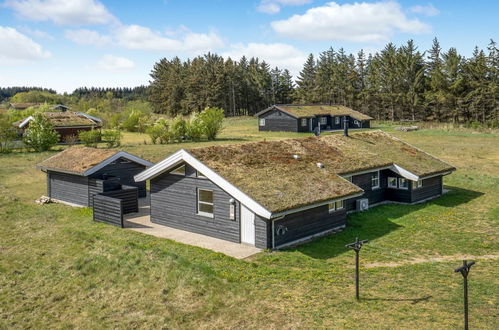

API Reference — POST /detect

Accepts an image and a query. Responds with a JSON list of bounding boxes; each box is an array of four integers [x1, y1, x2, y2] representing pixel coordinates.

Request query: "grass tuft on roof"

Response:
[[276, 104, 373, 121], [37, 147, 118, 175], [187, 130, 454, 213]]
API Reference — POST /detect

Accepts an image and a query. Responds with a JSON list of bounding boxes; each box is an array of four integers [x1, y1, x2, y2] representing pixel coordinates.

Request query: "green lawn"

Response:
[[1, 118, 498, 328]]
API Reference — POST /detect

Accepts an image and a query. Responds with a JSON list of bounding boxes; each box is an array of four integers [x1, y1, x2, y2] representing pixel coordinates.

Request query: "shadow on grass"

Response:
[[286, 185, 483, 260], [363, 295, 432, 305]]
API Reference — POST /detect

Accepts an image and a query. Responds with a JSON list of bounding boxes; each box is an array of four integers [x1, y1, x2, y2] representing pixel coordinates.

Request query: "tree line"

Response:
[[149, 38, 498, 123]]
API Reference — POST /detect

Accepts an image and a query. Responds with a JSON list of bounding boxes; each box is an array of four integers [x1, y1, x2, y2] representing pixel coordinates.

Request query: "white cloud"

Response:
[[116, 24, 224, 53], [65, 29, 111, 47], [257, 0, 311, 14], [0, 26, 51, 63], [20, 27, 54, 39], [223, 42, 307, 75], [97, 55, 135, 71], [5, 0, 116, 26], [409, 4, 439, 17], [271, 1, 431, 42]]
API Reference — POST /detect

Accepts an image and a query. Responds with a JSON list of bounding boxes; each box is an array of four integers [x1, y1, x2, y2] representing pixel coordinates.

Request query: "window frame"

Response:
[[301, 118, 307, 126], [371, 171, 380, 189], [197, 188, 214, 218], [328, 202, 335, 213], [388, 177, 398, 188], [335, 200, 344, 210], [415, 179, 423, 189], [346, 176, 353, 183], [398, 178, 409, 190], [259, 118, 265, 126], [328, 200, 344, 213], [335, 116, 340, 125], [229, 199, 235, 220], [170, 164, 186, 176], [320, 117, 327, 125]]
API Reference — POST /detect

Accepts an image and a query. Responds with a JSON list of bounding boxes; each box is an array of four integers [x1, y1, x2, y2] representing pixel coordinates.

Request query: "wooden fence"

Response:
[[93, 194, 123, 227]]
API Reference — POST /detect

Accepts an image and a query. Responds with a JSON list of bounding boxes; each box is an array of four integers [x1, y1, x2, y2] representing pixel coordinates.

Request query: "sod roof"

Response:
[[274, 104, 373, 121], [15, 112, 101, 128], [37, 147, 118, 175], [187, 130, 454, 213]]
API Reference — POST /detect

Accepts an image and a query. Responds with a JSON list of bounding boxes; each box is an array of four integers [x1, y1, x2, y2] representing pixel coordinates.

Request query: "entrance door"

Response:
[[240, 204, 255, 245]]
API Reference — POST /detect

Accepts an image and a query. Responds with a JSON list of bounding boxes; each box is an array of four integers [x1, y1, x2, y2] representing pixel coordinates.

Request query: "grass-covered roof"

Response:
[[43, 112, 100, 127], [275, 104, 373, 121], [188, 130, 454, 213], [37, 147, 118, 175]]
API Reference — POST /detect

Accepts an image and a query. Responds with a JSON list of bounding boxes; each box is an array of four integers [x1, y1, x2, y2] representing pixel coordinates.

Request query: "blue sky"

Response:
[[0, 0, 497, 93]]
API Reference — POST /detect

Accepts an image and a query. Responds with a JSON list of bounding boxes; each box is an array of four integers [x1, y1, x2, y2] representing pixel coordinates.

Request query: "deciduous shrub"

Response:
[[186, 114, 204, 142], [0, 116, 18, 153], [102, 129, 122, 148], [22, 113, 59, 152], [64, 134, 78, 146], [79, 129, 101, 148], [170, 115, 187, 142], [199, 107, 224, 140]]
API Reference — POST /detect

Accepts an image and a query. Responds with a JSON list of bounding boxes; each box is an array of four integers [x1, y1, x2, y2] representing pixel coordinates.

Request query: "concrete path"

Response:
[[123, 197, 262, 259]]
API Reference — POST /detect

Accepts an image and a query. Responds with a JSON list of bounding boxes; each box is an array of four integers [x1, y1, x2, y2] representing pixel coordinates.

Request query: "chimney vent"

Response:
[[343, 116, 349, 137], [293, 154, 300, 159], [316, 162, 324, 168]]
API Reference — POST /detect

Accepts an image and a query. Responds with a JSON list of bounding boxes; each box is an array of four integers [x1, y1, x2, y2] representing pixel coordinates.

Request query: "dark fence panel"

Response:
[[93, 194, 123, 227], [101, 186, 138, 214]]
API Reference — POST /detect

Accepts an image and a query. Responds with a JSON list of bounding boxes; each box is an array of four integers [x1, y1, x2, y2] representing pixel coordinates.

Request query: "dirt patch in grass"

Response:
[[365, 254, 499, 268]]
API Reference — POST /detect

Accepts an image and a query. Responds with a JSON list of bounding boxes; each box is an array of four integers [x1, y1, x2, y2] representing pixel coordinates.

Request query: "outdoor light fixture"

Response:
[[454, 260, 476, 330], [229, 198, 235, 220], [345, 237, 369, 300]]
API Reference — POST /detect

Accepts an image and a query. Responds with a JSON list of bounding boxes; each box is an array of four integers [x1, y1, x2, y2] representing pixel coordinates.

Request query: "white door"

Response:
[[240, 204, 255, 245]]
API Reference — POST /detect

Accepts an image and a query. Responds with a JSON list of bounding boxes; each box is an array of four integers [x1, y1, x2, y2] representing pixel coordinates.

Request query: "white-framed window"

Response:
[[301, 118, 307, 126], [415, 179, 423, 189], [346, 176, 353, 183], [320, 117, 327, 125], [372, 171, 380, 189], [171, 165, 185, 176], [197, 188, 214, 218], [328, 200, 344, 213], [259, 118, 265, 126], [388, 177, 398, 188], [335, 116, 340, 125], [399, 178, 409, 190], [196, 170, 207, 179]]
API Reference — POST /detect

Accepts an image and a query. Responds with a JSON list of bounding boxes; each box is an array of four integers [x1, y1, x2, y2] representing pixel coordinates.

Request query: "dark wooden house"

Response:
[[37, 147, 153, 206], [135, 130, 455, 249], [14, 111, 102, 142], [255, 104, 373, 132]]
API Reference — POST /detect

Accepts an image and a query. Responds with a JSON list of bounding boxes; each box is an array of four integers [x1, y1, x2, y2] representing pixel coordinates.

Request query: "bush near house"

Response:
[[199, 107, 224, 140], [22, 113, 59, 152], [102, 129, 122, 148], [78, 130, 101, 148]]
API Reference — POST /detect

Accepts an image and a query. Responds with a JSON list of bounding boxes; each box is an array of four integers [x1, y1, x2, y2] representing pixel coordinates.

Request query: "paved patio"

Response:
[[123, 197, 262, 259]]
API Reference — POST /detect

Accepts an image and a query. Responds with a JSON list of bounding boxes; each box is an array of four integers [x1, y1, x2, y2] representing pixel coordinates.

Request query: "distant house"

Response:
[[134, 130, 455, 249], [255, 104, 373, 132], [37, 147, 154, 206], [13, 112, 102, 142], [52, 104, 70, 112], [9, 103, 40, 110]]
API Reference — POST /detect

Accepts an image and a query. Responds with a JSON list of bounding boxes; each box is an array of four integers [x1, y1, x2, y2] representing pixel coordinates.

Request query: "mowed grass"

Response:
[[0, 118, 498, 328]]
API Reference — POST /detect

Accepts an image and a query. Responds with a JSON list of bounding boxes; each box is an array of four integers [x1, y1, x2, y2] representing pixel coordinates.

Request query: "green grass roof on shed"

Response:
[[37, 147, 118, 175], [187, 130, 454, 213], [276, 104, 373, 121]]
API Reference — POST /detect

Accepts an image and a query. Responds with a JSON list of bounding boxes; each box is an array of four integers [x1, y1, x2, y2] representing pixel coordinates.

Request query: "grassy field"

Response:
[[1, 118, 498, 329]]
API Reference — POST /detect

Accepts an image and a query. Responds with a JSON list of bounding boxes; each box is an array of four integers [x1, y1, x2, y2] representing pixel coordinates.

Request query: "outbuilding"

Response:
[[134, 130, 455, 249], [37, 147, 153, 206], [255, 104, 373, 132]]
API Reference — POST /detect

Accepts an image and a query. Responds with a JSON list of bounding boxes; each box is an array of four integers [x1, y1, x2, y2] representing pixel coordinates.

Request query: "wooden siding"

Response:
[[101, 186, 139, 214], [93, 194, 123, 227], [273, 204, 346, 247], [254, 215, 271, 249], [89, 157, 147, 197], [258, 109, 298, 132], [411, 176, 442, 202], [87, 177, 121, 206], [48, 171, 89, 206], [150, 163, 241, 243]]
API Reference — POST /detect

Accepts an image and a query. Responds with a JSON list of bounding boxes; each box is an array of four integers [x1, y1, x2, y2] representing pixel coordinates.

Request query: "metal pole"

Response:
[[355, 249, 360, 300], [464, 272, 468, 330]]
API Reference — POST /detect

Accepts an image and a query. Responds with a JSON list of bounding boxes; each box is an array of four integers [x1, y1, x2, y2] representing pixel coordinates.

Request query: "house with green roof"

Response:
[[134, 130, 455, 249], [255, 104, 373, 132]]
